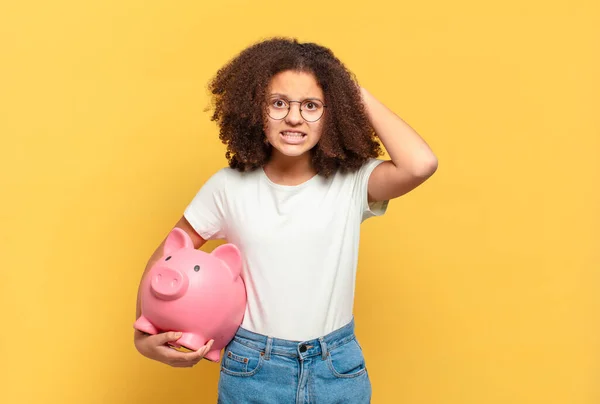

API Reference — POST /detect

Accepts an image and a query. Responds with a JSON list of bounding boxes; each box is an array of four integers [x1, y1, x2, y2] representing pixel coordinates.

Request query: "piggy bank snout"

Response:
[[151, 267, 189, 300]]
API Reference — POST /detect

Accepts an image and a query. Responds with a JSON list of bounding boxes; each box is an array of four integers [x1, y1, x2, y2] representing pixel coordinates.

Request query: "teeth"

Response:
[[282, 131, 304, 137]]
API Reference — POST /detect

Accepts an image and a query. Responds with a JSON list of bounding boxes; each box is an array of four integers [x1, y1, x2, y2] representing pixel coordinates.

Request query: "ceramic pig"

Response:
[[134, 227, 246, 362]]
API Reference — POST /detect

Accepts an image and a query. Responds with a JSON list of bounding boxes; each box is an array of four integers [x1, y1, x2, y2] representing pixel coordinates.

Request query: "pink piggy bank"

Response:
[[134, 227, 246, 362]]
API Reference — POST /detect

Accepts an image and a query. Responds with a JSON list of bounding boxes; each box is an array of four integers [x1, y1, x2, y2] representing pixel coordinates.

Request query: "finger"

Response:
[[156, 331, 182, 345], [165, 339, 213, 363], [173, 354, 201, 367], [163, 346, 198, 362], [193, 344, 209, 359], [195, 339, 214, 359]]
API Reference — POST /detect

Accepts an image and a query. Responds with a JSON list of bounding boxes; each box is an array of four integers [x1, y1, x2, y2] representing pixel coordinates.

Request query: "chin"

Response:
[[272, 144, 313, 158]]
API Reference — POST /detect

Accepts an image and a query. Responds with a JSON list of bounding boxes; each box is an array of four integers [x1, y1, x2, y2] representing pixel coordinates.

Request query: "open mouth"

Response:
[[280, 131, 307, 144]]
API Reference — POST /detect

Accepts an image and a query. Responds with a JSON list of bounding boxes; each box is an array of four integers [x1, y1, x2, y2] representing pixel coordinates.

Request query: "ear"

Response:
[[211, 244, 242, 278], [163, 228, 195, 255]]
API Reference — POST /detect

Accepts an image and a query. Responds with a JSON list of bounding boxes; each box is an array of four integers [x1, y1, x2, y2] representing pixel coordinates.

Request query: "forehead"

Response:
[[268, 70, 323, 99]]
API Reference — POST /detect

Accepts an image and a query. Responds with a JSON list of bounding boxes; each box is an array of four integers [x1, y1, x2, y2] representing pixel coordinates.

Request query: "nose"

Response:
[[150, 267, 189, 300], [285, 103, 303, 125]]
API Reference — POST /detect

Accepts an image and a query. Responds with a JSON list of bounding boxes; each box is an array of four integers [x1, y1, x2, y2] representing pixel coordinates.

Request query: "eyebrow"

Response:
[[269, 93, 324, 103]]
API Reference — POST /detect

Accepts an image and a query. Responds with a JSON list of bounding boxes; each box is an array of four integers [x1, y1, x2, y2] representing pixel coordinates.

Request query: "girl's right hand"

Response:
[[134, 329, 215, 368]]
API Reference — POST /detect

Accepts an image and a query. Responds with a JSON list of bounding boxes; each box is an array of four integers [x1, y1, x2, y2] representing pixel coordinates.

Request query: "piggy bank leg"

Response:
[[203, 348, 222, 363], [175, 332, 204, 351], [133, 316, 158, 335]]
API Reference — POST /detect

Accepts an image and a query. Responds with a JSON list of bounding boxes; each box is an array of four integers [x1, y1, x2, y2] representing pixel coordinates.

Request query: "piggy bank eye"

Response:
[[194, 265, 200, 272], [165, 256, 172, 261]]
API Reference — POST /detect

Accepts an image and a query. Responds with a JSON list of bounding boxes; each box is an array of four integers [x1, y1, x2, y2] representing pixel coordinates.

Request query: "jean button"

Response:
[[299, 344, 307, 353]]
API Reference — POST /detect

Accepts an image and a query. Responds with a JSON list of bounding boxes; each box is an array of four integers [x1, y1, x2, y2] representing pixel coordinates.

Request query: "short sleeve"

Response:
[[354, 158, 389, 222], [183, 168, 229, 240]]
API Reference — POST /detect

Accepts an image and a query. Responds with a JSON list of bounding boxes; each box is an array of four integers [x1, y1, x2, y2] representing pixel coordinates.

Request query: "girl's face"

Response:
[[264, 70, 325, 160]]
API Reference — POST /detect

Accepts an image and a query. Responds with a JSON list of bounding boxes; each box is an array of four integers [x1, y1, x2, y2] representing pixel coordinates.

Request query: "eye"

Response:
[[165, 256, 171, 261], [194, 265, 200, 272], [271, 99, 288, 109], [302, 100, 322, 111]]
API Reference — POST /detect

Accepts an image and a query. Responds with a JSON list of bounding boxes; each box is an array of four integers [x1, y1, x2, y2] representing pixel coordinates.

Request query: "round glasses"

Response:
[[266, 97, 327, 122]]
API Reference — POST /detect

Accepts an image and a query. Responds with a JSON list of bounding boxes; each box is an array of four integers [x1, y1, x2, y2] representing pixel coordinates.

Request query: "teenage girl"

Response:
[[134, 37, 438, 403]]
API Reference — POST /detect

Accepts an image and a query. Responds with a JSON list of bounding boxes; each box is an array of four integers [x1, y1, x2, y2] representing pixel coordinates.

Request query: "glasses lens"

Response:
[[267, 98, 289, 120], [300, 100, 324, 122]]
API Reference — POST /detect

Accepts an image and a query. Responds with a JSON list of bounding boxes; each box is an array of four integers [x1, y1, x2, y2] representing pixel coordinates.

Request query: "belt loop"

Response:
[[264, 337, 273, 361], [319, 337, 328, 360]]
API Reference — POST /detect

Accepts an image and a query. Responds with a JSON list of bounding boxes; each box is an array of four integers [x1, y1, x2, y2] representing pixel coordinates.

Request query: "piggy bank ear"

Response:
[[163, 228, 195, 255], [211, 244, 242, 278]]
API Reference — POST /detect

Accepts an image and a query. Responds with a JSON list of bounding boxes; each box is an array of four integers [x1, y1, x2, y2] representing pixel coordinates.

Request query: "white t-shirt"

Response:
[[184, 158, 388, 341]]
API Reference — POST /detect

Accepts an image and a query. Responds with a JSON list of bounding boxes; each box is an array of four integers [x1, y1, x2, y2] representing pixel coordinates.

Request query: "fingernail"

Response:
[[175, 332, 182, 337]]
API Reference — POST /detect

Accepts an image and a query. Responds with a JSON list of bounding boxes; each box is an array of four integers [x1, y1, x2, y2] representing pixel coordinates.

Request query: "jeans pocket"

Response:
[[220, 339, 264, 377], [326, 338, 368, 379]]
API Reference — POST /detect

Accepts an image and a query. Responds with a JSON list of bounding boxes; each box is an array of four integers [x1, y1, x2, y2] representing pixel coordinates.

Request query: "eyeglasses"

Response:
[[266, 97, 327, 122]]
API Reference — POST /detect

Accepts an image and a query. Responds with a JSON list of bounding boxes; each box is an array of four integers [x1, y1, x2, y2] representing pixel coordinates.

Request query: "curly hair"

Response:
[[206, 37, 382, 177]]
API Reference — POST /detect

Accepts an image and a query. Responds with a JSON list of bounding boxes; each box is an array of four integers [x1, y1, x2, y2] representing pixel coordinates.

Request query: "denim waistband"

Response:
[[231, 317, 357, 361]]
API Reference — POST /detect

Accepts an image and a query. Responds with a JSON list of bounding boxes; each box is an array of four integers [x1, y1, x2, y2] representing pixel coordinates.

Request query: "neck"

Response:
[[263, 151, 316, 185]]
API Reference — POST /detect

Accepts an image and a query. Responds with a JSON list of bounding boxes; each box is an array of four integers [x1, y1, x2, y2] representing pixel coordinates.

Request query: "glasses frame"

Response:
[[266, 98, 328, 123]]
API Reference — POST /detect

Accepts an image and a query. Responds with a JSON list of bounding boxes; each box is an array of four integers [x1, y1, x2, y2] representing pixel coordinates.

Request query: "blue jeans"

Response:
[[217, 318, 372, 403]]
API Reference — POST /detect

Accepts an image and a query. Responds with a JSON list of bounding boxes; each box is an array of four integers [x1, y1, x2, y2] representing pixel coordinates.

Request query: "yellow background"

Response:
[[1, 0, 598, 403]]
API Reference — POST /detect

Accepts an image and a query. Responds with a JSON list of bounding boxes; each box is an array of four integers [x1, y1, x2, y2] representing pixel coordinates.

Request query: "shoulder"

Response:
[[334, 158, 386, 182], [359, 158, 386, 172], [204, 166, 262, 192], [311, 159, 384, 197]]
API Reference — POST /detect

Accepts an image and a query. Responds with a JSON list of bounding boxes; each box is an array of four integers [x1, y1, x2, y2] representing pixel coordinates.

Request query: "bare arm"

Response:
[[360, 87, 438, 203]]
